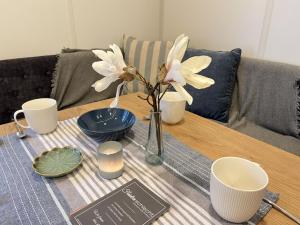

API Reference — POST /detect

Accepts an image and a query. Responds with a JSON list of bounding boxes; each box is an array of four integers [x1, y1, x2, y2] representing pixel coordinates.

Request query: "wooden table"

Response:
[[1, 92, 299, 225]]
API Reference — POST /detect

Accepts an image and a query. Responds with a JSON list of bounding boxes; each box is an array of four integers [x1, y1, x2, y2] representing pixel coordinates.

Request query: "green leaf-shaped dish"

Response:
[[33, 147, 83, 178]]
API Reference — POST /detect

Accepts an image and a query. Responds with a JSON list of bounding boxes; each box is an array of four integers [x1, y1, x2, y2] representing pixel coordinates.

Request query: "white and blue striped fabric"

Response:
[[0, 118, 278, 225], [123, 35, 173, 93]]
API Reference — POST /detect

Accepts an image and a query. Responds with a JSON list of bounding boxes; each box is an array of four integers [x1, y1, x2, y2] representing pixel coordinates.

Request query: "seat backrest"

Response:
[[0, 55, 57, 124], [230, 57, 300, 138]]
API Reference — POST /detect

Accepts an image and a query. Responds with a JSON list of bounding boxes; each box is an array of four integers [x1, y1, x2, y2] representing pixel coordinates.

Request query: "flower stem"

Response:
[[133, 68, 165, 158], [159, 84, 171, 101]]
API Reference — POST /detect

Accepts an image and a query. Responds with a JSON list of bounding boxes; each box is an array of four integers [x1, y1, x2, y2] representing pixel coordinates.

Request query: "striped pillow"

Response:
[[123, 35, 173, 93]]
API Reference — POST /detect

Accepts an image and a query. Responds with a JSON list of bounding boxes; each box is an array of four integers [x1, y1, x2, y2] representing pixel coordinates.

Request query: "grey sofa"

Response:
[[227, 57, 300, 156], [0, 54, 299, 156]]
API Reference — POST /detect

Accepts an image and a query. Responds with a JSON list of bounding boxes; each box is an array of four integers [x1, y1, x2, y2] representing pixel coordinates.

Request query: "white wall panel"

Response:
[[162, 0, 268, 57], [0, 0, 72, 59], [264, 0, 300, 65], [71, 0, 161, 49], [0, 0, 161, 59]]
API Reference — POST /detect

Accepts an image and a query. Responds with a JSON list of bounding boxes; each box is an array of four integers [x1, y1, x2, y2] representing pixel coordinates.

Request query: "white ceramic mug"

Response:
[[14, 98, 58, 134], [160, 92, 186, 124], [210, 157, 269, 223]]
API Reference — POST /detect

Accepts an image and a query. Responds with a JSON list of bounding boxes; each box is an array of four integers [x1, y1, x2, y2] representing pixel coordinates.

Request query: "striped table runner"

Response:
[[0, 118, 278, 225]]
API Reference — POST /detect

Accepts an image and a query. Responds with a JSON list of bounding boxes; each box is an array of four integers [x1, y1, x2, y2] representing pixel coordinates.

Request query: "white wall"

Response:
[[162, 0, 300, 65], [0, 0, 72, 59], [162, 0, 268, 58], [263, 0, 300, 66], [0, 0, 161, 60], [71, 0, 161, 49], [1, 0, 300, 65]]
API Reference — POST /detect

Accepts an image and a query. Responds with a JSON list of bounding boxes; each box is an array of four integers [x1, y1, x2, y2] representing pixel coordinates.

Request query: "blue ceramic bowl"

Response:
[[77, 108, 136, 142]]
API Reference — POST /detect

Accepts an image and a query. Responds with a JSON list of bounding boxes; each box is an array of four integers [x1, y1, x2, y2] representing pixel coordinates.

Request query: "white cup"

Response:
[[160, 92, 186, 124], [210, 157, 269, 223], [14, 98, 58, 134]]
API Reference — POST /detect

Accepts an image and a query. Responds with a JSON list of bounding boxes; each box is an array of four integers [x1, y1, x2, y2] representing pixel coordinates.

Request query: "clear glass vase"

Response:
[[145, 111, 164, 165]]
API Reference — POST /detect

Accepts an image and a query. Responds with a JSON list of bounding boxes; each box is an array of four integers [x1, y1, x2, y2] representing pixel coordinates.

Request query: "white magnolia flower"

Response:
[[92, 44, 127, 108], [164, 34, 215, 105]]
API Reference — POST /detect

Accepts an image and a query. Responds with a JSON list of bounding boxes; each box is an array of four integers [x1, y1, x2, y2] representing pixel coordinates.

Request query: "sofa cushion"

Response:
[[183, 48, 241, 123], [51, 51, 120, 109], [236, 57, 300, 138], [61, 48, 103, 53], [0, 55, 57, 124], [123, 35, 173, 93], [225, 117, 300, 156], [61, 48, 91, 53]]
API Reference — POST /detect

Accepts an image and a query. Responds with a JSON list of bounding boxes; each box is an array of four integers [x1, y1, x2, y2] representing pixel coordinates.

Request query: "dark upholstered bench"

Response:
[[0, 55, 57, 124]]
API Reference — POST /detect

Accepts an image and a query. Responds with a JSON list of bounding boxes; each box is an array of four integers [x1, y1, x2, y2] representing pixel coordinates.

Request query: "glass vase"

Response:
[[145, 111, 164, 165]]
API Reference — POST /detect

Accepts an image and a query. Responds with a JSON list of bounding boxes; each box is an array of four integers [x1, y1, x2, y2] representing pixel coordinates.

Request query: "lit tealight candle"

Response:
[[97, 141, 124, 179]]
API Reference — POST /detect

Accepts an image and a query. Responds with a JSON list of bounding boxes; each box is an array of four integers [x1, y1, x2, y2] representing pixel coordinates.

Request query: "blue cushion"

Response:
[[183, 48, 241, 122]]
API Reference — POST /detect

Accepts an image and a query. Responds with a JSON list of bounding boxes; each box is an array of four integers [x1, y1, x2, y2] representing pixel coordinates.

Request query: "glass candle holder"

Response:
[[97, 141, 124, 179]]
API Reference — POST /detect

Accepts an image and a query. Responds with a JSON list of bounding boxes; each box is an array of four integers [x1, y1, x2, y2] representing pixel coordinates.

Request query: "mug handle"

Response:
[[13, 110, 30, 128]]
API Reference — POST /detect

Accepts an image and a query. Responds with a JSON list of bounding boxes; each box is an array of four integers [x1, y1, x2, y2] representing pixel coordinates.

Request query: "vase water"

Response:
[[145, 111, 164, 165]]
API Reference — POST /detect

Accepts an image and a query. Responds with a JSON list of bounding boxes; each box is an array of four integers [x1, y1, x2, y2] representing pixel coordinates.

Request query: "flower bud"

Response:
[[123, 66, 137, 75], [158, 64, 168, 84], [120, 72, 134, 81]]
